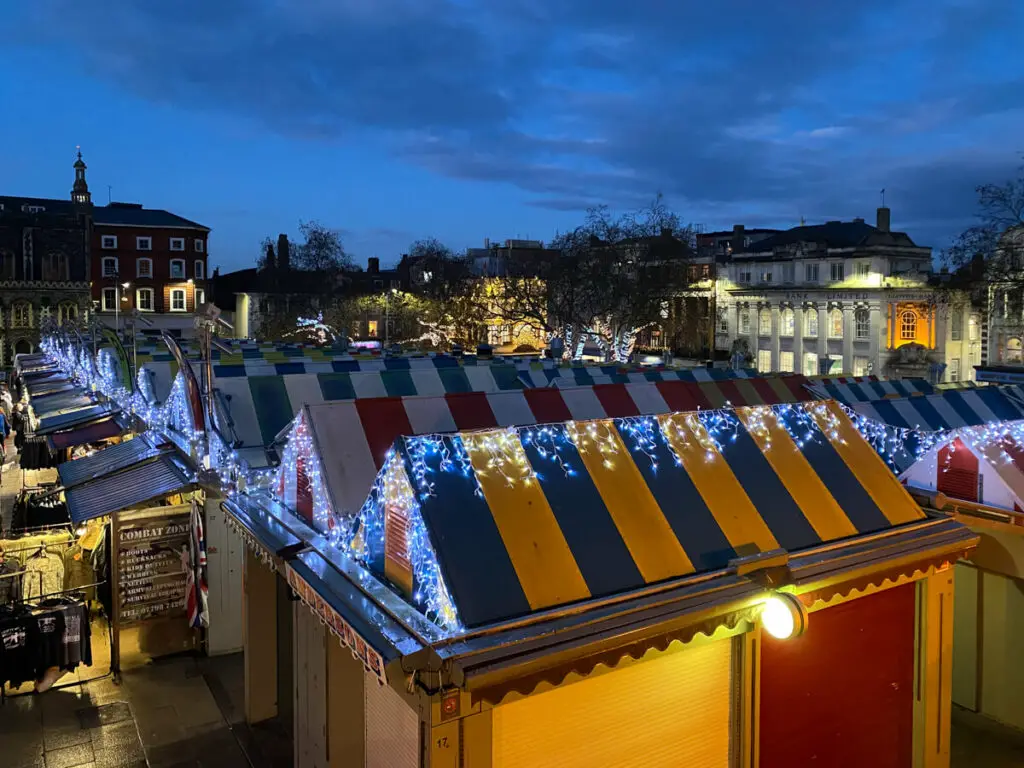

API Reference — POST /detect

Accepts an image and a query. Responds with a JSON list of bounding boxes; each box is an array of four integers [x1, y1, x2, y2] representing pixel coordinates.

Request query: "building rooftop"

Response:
[[92, 202, 208, 231], [739, 218, 920, 254]]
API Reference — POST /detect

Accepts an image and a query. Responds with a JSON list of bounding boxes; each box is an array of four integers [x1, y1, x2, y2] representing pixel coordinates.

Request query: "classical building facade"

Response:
[[0, 152, 93, 364], [714, 208, 982, 381]]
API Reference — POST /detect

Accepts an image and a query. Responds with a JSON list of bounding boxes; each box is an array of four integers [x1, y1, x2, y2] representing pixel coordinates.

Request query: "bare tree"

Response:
[[944, 160, 1024, 337], [294, 220, 354, 272]]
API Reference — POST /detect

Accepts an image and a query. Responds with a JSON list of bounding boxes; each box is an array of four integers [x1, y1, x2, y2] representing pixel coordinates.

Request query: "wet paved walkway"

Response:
[[1, 652, 272, 768]]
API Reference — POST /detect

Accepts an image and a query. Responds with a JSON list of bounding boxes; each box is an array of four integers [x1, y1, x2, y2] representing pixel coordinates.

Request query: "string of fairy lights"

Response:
[[37, 332, 1024, 636]]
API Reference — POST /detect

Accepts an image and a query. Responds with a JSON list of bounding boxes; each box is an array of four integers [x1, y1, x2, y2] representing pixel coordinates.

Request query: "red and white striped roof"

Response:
[[302, 378, 813, 517]]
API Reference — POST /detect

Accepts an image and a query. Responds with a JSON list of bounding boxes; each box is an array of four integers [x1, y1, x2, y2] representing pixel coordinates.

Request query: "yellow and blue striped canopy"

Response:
[[392, 400, 925, 628]]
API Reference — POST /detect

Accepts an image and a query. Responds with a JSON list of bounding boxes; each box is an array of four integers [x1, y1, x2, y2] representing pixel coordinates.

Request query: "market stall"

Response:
[[221, 386, 970, 768]]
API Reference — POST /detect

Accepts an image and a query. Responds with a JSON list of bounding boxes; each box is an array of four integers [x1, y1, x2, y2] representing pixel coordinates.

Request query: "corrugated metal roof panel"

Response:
[[65, 455, 192, 524], [35, 405, 119, 435], [57, 435, 163, 488]]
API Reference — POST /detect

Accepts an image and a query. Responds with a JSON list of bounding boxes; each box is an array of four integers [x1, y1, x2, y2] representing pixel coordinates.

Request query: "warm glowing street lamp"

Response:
[[761, 592, 808, 640]]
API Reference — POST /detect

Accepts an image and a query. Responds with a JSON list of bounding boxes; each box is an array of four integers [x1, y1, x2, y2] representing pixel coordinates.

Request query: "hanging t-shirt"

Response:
[[0, 609, 36, 686], [34, 608, 65, 672], [58, 603, 89, 668]]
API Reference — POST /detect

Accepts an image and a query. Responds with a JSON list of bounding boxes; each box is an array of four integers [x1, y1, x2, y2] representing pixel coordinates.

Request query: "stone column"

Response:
[[843, 305, 854, 374], [771, 304, 781, 371], [817, 305, 828, 374], [869, 302, 882, 375], [794, 305, 805, 374]]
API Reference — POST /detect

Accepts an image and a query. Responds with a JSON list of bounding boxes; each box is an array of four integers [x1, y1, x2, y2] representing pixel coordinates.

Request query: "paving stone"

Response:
[[43, 725, 92, 752], [4, 729, 45, 768], [44, 742, 94, 768], [76, 702, 132, 730]]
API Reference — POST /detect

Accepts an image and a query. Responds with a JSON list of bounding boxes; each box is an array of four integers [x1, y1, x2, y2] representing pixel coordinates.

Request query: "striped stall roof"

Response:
[[382, 401, 925, 627], [517, 366, 763, 387], [805, 377, 938, 402], [847, 386, 1024, 432], [304, 377, 814, 519]]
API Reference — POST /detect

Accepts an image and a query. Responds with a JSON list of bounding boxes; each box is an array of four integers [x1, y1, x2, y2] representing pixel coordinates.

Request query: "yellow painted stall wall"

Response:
[[492, 637, 733, 768]]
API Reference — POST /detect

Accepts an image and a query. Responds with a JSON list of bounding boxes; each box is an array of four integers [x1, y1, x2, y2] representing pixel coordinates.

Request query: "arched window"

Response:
[[14, 339, 32, 355], [805, 308, 818, 337], [900, 310, 918, 341], [59, 302, 78, 326], [855, 308, 870, 339], [829, 308, 844, 338], [780, 308, 795, 336], [11, 302, 32, 329], [1006, 337, 1023, 363]]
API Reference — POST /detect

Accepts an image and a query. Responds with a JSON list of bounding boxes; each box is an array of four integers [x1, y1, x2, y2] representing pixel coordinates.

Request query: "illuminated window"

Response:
[[803, 352, 819, 376], [949, 358, 960, 382], [758, 309, 772, 335], [853, 356, 870, 376], [757, 349, 772, 372], [11, 302, 32, 328], [717, 309, 728, 333], [855, 262, 870, 278], [59, 303, 77, 325], [855, 308, 870, 339], [829, 308, 844, 338], [739, 308, 750, 335], [779, 350, 794, 373], [367, 319, 379, 337], [900, 310, 917, 341], [951, 309, 963, 340], [779, 308, 794, 336], [805, 309, 818, 337], [969, 316, 978, 341], [170, 288, 186, 311], [1006, 337, 1022, 363], [137, 288, 154, 311]]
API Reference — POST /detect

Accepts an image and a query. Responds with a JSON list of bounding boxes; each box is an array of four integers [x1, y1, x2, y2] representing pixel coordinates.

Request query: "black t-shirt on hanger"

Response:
[[34, 608, 65, 672], [0, 608, 37, 686]]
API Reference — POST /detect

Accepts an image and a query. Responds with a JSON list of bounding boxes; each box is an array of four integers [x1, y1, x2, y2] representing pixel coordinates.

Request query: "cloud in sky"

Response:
[[6, 0, 1024, 258]]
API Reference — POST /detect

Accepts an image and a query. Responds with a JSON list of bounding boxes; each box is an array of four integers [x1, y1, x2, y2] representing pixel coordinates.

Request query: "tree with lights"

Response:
[[420, 196, 700, 361]]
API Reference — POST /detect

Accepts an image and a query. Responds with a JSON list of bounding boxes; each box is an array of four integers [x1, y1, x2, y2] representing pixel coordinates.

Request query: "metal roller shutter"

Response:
[[365, 672, 419, 768], [492, 637, 734, 768]]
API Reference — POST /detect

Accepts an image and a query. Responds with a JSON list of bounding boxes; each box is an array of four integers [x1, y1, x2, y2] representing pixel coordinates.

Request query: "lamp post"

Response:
[[384, 288, 397, 347]]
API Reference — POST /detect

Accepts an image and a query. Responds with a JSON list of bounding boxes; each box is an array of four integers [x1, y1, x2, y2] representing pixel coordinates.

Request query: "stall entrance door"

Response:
[[294, 603, 327, 768], [492, 637, 733, 768], [759, 584, 916, 768]]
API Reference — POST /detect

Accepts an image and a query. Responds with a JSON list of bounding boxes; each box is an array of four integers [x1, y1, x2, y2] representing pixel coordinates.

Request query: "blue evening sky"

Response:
[[1, 0, 1022, 272]]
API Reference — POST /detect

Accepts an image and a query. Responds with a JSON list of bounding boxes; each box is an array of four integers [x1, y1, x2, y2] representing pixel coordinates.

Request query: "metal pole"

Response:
[[114, 281, 119, 338]]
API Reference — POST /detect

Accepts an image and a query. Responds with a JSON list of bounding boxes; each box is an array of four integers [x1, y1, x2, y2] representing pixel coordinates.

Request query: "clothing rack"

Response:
[[0, 581, 108, 705], [0, 540, 73, 557]]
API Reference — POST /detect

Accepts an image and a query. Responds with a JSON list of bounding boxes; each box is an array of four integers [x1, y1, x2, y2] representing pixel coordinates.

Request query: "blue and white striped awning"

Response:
[[848, 386, 1024, 431], [805, 377, 939, 402], [517, 366, 760, 387]]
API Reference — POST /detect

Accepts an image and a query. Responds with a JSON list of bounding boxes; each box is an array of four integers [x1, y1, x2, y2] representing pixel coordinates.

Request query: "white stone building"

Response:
[[713, 208, 982, 381]]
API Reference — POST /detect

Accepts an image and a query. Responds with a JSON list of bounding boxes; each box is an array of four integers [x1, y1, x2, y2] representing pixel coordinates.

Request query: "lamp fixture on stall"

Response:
[[761, 592, 808, 640]]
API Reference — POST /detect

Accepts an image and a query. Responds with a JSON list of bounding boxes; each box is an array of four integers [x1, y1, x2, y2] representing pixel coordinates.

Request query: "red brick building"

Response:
[[92, 203, 209, 336]]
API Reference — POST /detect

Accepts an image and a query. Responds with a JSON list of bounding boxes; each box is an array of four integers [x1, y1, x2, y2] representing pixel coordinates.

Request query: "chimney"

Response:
[[853, 217, 865, 224], [367, 257, 380, 273], [730, 224, 746, 252], [264, 242, 276, 271], [277, 234, 290, 271], [876, 207, 891, 233], [484, 238, 491, 249]]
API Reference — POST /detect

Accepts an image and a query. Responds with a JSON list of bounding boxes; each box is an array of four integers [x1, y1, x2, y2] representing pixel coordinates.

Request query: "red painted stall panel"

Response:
[[936, 438, 979, 502], [760, 584, 916, 768]]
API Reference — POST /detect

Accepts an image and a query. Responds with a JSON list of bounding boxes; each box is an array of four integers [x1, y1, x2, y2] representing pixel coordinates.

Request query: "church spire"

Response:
[[72, 146, 91, 205]]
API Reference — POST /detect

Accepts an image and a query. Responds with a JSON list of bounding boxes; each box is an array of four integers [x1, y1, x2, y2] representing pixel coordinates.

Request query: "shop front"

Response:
[[226, 396, 974, 767]]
